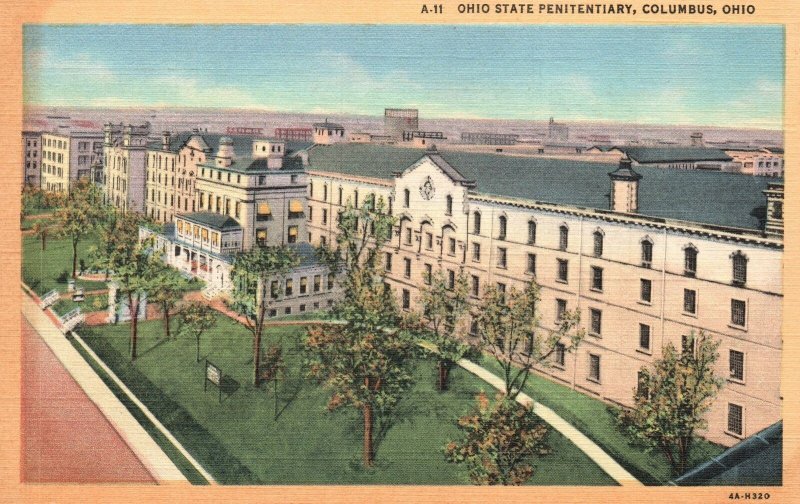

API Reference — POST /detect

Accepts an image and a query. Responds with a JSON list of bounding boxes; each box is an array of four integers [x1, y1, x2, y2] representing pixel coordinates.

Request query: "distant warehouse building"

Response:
[[460, 132, 519, 145], [625, 147, 739, 172]]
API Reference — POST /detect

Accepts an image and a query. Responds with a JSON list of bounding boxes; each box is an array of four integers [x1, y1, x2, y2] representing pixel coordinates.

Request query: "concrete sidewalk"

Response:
[[457, 358, 643, 487], [22, 294, 187, 484]]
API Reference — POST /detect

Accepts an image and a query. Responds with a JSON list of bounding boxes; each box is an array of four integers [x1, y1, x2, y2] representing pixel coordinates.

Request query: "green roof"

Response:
[[180, 212, 241, 230], [625, 147, 732, 163], [307, 143, 777, 231]]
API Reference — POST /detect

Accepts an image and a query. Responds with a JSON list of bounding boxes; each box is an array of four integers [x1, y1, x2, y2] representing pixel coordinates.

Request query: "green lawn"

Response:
[[481, 358, 725, 485], [52, 293, 109, 317], [77, 317, 617, 485], [22, 233, 108, 295]]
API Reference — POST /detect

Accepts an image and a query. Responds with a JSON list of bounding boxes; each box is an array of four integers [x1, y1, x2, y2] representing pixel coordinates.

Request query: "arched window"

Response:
[[527, 220, 537, 244], [403, 188, 410, 208], [473, 211, 482, 235], [498, 215, 507, 240], [684, 245, 698, 277], [593, 229, 604, 257], [641, 238, 653, 268], [445, 195, 453, 216], [732, 251, 748, 286], [559, 225, 569, 251]]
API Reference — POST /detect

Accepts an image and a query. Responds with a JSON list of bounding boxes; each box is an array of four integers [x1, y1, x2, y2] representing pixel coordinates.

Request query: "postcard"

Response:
[[3, 1, 797, 502]]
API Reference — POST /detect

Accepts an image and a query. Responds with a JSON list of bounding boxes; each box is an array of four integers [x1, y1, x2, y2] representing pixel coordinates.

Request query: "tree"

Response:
[[178, 301, 217, 362], [445, 393, 550, 485], [53, 181, 106, 279], [149, 267, 190, 339], [415, 270, 474, 390], [229, 246, 299, 387], [92, 211, 159, 361], [305, 194, 416, 467], [617, 331, 724, 476], [475, 281, 584, 400], [31, 221, 49, 251]]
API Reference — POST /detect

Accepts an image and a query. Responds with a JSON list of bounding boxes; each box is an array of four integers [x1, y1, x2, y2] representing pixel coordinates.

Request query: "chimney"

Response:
[[162, 131, 171, 150], [608, 155, 643, 213], [763, 183, 784, 236]]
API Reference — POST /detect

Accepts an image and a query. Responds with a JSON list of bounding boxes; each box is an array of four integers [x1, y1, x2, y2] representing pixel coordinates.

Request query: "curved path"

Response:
[[456, 357, 642, 486]]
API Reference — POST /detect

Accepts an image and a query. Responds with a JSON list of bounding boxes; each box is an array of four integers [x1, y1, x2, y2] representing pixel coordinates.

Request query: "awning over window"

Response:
[[257, 202, 272, 215], [289, 199, 304, 213]]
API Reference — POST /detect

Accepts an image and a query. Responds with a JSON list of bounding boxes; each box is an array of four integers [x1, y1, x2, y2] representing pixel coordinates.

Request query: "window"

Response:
[[285, 279, 294, 296], [285, 306, 292, 315], [557, 259, 568, 283], [590, 309, 602, 336], [556, 299, 567, 320], [684, 245, 698, 277], [527, 220, 536, 244], [681, 334, 696, 356], [448, 237, 456, 255], [472, 243, 481, 262], [404, 227, 412, 246], [403, 188, 410, 208], [640, 279, 652, 303], [471, 275, 480, 297], [385, 252, 393, 272], [593, 230, 604, 257], [425, 232, 433, 250], [729, 350, 745, 381], [309, 182, 314, 198], [327, 273, 335, 290], [590, 266, 603, 291], [637, 371, 649, 398], [447, 269, 455, 290], [727, 403, 743, 436], [683, 289, 697, 315], [641, 239, 653, 268], [554, 343, 566, 367], [445, 195, 453, 215], [496, 283, 506, 303], [300, 277, 308, 295], [313, 275, 321, 293], [308, 205, 313, 222], [287, 226, 298, 244], [732, 252, 747, 286], [639, 324, 651, 351], [527, 253, 536, 275], [588, 354, 601, 382], [469, 319, 479, 337], [402, 289, 410, 310], [497, 247, 507, 268], [257, 202, 272, 220], [559, 225, 569, 251], [338, 187, 343, 205], [403, 258, 412, 278], [498, 215, 507, 240], [424, 264, 433, 285], [323, 184, 328, 201], [270, 280, 279, 299], [288, 199, 304, 218], [354, 190, 359, 208], [731, 299, 746, 327], [473, 212, 481, 234]]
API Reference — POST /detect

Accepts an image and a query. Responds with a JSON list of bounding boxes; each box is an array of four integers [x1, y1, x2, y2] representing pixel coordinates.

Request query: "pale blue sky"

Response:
[[23, 25, 784, 128]]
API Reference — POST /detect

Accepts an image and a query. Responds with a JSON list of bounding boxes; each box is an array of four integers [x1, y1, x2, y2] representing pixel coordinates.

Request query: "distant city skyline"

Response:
[[23, 25, 784, 129]]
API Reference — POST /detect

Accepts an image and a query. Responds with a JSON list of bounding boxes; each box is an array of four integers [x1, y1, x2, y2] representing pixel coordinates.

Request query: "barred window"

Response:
[[684, 246, 698, 277], [554, 343, 566, 367], [639, 324, 651, 351], [559, 225, 569, 251], [590, 309, 602, 336], [528, 220, 537, 244], [732, 252, 747, 285], [640, 279, 652, 303], [593, 230, 604, 257], [727, 403, 743, 436], [589, 354, 601, 382], [731, 299, 746, 327], [729, 350, 744, 381], [683, 289, 697, 314], [591, 266, 603, 291], [557, 259, 568, 282], [641, 239, 653, 268], [497, 247, 507, 268]]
